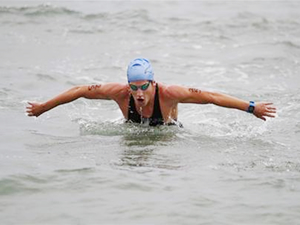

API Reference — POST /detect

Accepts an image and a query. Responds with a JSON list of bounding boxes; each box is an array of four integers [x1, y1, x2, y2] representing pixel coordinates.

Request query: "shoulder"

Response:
[[157, 83, 189, 103], [158, 83, 205, 103], [158, 83, 188, 97], [83, 82, 129, 100], [104, 83, 129, 99]]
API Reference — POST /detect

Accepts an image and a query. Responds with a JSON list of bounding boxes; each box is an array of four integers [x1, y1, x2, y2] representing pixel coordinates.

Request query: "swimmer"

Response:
[[26, 58, 277, 126]]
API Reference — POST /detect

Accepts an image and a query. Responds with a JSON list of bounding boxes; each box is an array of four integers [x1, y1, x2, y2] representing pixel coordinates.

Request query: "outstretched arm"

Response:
[[165, 85, 276, 121], [26, 83, 127, 117]]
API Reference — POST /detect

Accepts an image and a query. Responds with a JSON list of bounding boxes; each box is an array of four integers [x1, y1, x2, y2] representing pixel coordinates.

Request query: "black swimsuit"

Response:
[[127, 84, 165, 126]]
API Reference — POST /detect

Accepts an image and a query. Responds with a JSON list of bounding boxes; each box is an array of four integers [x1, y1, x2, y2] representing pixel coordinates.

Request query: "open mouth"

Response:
[[137, 98, 144, 103]]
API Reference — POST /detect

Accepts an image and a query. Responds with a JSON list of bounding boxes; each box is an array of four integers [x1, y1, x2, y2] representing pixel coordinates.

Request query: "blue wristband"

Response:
[[247, 101, 255, 113]]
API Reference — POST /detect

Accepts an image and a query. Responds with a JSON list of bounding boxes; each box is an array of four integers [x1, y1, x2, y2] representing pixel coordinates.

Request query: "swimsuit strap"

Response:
[[128, 93, 141, 123], [150, 84, 164, 125]]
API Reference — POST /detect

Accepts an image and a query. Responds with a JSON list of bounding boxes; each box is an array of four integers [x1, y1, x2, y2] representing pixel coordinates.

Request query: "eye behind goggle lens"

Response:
[[141, 82, 150, 90], [129, 82, 150, 91], [130, 84, 138, 91]]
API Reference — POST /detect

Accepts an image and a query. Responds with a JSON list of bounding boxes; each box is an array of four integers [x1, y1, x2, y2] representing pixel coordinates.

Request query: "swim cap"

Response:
[[127, 58, 154, 83]]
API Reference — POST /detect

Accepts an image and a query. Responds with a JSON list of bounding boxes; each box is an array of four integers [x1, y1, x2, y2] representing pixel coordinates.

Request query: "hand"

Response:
[[26, 102, 45, 117], [253, 102, 276, 121]]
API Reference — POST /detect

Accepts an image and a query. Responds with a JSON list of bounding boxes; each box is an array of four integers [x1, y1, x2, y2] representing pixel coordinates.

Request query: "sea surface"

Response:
[[0, 1, 300, 224]]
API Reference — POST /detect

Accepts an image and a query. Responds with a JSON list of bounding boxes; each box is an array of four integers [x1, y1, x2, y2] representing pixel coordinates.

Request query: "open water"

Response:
[[0, 1, 300, 224]]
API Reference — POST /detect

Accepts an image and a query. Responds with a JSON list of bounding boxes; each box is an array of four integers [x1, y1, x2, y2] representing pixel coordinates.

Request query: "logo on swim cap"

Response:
[[127, 58, 154, 83]]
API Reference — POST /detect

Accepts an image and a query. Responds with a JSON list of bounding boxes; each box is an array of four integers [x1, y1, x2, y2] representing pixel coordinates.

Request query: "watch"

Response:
[[247, 101, 255, 113]]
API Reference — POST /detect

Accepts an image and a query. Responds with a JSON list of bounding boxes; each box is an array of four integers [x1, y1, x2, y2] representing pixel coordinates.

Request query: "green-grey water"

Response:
[[1, 1, 300, 224]]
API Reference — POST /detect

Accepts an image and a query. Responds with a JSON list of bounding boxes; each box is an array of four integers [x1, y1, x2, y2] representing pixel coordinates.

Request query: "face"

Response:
[[129, 80, 155, 108]]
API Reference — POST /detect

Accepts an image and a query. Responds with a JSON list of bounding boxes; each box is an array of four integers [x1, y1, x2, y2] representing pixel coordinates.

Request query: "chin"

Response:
[[136, 99, 147, 107], [136, 102, 146, 107]]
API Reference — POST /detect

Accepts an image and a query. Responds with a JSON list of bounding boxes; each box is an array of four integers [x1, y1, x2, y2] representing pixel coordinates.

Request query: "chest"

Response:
[[117, 90, 178, 122]]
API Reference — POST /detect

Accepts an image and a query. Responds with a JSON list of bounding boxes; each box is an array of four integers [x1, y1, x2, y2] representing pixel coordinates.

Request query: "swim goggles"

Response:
[[129, 81, 151, 91]]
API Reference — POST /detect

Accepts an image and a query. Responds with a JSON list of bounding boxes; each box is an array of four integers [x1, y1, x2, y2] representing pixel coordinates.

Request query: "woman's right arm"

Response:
[[26, 83, 127, 117]]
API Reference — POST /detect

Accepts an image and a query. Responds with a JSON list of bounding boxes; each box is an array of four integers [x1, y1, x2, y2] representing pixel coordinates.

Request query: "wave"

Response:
[[77, 118, 179, 135], [76, 119, 183, 147], [0, 4, 152, 22], [0, 175, 48, 196], [0, 4, 80, 17], [275, 40, 300, 49], [35, 73, 56, 81], [0, 4, 156, 34]]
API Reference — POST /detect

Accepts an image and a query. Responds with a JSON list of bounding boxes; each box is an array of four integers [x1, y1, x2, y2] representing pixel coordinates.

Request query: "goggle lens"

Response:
[[130, 82, 150, 91]]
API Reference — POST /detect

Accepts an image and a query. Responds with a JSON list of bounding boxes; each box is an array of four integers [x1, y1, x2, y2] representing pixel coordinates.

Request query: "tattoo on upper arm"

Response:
[[88, 84, 102, 91], [188, 88, 201, 94]]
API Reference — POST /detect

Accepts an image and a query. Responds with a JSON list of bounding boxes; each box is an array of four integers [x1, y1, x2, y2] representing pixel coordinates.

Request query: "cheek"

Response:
[[144, 90, 151, 98]]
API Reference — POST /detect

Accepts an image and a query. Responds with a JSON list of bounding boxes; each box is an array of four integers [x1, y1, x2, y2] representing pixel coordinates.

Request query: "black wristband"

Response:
[[247, 101, 255, 113]]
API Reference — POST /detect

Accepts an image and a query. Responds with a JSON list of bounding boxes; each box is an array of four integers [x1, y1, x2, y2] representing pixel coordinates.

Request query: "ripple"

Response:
[[55, 167, 95, 174], [0, 175, 50, 196], [0, 4, 80, 17], [36, 73, 56, 81]]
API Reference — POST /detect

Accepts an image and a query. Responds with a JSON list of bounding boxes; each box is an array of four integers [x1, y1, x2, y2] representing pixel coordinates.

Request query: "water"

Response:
[[1, 0, 300, 224]]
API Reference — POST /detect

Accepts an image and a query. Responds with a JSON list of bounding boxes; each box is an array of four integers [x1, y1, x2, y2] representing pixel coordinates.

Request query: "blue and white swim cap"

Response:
[[127, 58, 154, 83]]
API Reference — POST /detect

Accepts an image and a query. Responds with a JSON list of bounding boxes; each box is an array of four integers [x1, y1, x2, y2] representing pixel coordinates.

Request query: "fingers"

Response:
[[265, 104, 277, 116], [26, 104, 33, 116], [266, 105, 276, 109], [26, 111, 39, 117], [26, 102, 36, 117], [262, 103, 276, 109], [264, 103, 276, 109], [26, 109, 33, 116], [257, 112, 276, 121], [27, 102, 40, 107], [255, 103, 277, 120], [264, 113, 276, 118], [27, 102, 35, 106], [261, 103, 277, 119], [266, 108, 276, 113]]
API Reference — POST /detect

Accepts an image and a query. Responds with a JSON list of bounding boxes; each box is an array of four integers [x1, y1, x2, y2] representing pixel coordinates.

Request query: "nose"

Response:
[[136, 89, 144, 96]]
